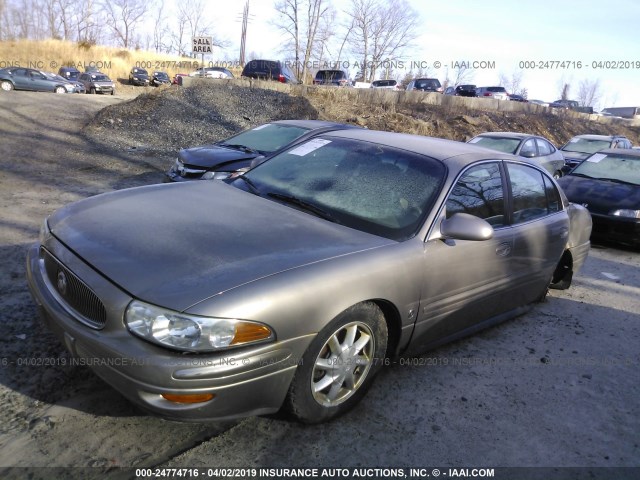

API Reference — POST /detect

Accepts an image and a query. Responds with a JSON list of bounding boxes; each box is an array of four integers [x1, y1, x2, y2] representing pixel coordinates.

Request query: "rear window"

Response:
[[372, 80, 397, 87], [415, 79, 441, 88], [316, 70, 346, 80], [487, 87, 507, 93], [243, 60, 280, 73]]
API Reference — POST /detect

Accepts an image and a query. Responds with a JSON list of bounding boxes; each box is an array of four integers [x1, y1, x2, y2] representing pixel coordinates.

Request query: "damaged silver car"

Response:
[[27, 129, 592, 423]]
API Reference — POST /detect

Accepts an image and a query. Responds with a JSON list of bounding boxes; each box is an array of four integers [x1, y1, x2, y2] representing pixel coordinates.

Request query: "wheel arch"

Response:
[[550, 249, 573, 290], [369, 299, 402, 358]]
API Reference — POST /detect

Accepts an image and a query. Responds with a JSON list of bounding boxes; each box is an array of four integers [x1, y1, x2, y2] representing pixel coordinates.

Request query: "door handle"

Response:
[[496, 242, 512, 257]]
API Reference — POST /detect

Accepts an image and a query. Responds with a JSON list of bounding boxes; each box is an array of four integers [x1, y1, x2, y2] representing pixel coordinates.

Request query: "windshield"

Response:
[[562, 138, 611, 154], [220, 123, 310, 154], [154, 72, 169, 79], [235, 137, 446, 240], [468, 136, 520, 154], [572, 153, 640, 185], [91, 74, 110, 81]]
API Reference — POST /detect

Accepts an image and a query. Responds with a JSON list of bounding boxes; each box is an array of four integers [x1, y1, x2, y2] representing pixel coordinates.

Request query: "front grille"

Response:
[[41, 247, 107, 329]]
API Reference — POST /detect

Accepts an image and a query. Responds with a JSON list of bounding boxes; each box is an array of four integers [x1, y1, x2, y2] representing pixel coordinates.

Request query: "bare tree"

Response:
[[273, 0, 334, 81], [346, 0, 419, 82], [102, 0, 148, 48], [498, 70, 524, 95], [577, 78, 601, 108]]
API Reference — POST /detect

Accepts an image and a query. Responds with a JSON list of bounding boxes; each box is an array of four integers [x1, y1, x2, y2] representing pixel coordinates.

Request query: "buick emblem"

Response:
[[57, 270, 68, 296]]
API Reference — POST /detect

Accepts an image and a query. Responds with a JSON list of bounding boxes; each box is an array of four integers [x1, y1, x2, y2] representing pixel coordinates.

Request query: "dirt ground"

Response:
[[0, 86, 639, 479]]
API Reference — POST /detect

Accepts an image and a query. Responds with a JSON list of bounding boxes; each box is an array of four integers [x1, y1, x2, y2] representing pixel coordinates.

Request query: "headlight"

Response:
[[610, 209, 640, 219], [201, 171, 232, 180], [125, 300, 274, 352], [64, 84, 74, 92]]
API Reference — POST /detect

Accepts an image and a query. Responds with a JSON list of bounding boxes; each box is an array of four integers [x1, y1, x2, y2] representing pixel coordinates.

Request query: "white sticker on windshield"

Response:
[[587, 153, 606, 163], [252, 125, 269, 130], [289, 138, 332, 156]]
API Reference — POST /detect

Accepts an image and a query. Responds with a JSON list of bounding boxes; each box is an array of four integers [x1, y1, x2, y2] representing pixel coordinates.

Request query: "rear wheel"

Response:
[[550, 251, 573, 290], [1, 80, 14, 91], [286, 302, 388, 424], [553, 170, 562, 179]]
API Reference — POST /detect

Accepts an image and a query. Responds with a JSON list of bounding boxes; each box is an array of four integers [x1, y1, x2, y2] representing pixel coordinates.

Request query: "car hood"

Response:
[[558, 175, 640, 214], [47, 182, 393, 311], [178, 144, 261, 170]]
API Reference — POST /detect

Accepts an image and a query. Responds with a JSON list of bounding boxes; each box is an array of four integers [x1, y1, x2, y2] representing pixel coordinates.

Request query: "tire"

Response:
[[1, 80, 14, 91], [54, 86, 66, 94], [90, 87, 96, 94], [110, 89, 115, 96], [553, 170, 562, 179], [286, 302, 388, 424]]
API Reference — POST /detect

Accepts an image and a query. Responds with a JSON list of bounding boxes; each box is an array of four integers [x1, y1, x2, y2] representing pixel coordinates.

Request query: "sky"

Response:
[[196, 0, 640, 108]]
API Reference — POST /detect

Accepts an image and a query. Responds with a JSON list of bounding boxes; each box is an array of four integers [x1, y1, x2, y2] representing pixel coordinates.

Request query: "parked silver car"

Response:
[[476, 86, 509, 100], [27, 129, 591, 424], [0, 67, 76, 93], [78, 72, 115, 95], [468, 132, 566, 178]]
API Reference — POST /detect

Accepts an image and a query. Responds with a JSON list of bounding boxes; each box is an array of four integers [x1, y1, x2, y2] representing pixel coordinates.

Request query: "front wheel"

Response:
[[54, 86, 66, 94], [1, 80, 14, 91], [286, 302, 388, 424], [553, 170, 562, 179], [90, 87, 96, 94]]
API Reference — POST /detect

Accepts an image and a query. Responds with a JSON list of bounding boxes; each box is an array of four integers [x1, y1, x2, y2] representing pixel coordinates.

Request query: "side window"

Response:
[[520, 138, 537, 157], [446, 162, 505, 227], [536, 138, 553, 156], [543, 175, 562, 213], [507, 163, 550, 224]]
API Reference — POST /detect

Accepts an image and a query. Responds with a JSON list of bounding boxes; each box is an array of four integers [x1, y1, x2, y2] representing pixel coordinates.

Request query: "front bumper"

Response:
[[590, 213, 640, 248], [26, 241, 313, 421]]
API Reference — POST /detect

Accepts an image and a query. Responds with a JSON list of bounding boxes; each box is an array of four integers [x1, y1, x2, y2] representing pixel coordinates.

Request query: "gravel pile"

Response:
[[83, 82, 319, 155]]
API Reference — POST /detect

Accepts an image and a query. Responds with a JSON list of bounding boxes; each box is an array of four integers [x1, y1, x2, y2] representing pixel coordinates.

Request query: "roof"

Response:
[[475, 132, 532, 140], [570, 134, 626, 141], [271, 120, 360, 130], [595, 148, 640, 158], [323, 129, 516, 163]]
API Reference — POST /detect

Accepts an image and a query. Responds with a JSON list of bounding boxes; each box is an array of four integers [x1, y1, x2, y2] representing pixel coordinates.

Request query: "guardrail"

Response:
[[179, 76, 639, 127]]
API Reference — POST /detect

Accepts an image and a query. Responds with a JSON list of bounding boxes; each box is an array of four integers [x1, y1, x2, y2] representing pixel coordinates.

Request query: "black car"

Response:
[[241, 59, 299, 84], [129, 67, 150, 86], [58, 66, 81, 82], [557, 149, 640, 248], [509, 94, 528, 102], [445, 84, 477, 97], [313, 69, 349, 86], [150, 71, 171, 86], [560, 134, 633, 172], [406, 78, 443, 93], [166, 120, 359, 182]]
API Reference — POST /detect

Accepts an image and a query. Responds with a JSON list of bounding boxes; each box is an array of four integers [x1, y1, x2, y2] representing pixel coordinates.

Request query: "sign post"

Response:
[[192, 36, 213, 74]]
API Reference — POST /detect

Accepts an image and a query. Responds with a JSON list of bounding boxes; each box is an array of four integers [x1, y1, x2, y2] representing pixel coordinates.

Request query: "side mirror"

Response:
[[440, 213, 494, 241]]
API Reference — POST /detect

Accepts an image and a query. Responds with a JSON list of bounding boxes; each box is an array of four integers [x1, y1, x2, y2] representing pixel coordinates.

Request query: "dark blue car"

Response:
[[557, 148, 640, 248]]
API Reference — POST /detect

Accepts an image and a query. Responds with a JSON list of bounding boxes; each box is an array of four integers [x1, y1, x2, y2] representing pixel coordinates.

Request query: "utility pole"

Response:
[[239, 0, 249, 66]]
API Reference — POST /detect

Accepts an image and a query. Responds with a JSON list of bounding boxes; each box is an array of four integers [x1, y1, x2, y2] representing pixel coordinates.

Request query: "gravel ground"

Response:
[[0, 83, 639, 480]]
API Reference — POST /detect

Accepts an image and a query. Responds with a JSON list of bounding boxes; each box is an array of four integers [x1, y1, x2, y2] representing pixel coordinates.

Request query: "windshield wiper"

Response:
[[235, 175, 260, 195], [218, 143, 260, 154], [570, 173, 595, 179], [595, 177, 640, 186], [267, 193, 337, 223]]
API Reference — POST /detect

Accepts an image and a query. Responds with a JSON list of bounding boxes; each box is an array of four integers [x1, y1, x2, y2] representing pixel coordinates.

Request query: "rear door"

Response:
[[504, 162, 569, 302]]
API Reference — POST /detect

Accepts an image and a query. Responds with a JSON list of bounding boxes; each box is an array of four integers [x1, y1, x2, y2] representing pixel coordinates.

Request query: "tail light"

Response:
[[484, 92, 492, 96], [278, 74, 286, 83]]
